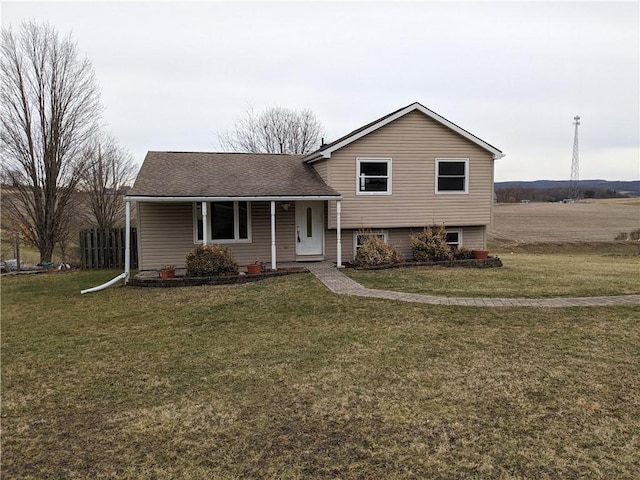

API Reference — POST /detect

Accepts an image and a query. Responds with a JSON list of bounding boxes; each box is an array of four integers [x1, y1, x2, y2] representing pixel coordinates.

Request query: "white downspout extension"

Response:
[[81, 202, 130, 294], [270, 201, 277, 271], [202, 201, 208, 245], [336, 200, 342, 268], [124, 201, 131, 282]]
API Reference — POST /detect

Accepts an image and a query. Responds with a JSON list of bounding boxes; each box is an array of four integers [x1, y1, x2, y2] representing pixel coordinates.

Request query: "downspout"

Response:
[[270, 201, 277, 271], [125, 200, 131, 281], [80, 200, 130, 294], [336, 200, 342, 268], [81, 273, 127, 294]]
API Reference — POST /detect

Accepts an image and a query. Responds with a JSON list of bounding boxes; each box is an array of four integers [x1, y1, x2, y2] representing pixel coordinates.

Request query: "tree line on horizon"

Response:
[[494, 185, 635, 203]]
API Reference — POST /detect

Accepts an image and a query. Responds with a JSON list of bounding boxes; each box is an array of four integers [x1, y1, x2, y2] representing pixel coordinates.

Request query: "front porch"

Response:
[[124, 196, 344, 281]]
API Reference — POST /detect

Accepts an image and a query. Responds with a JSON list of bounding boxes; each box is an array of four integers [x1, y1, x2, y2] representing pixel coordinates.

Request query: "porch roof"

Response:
[[128, 151, 341, 200]]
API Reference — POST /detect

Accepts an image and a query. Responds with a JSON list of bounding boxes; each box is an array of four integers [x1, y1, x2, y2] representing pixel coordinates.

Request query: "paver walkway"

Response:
[[305, 262, 640, 308]]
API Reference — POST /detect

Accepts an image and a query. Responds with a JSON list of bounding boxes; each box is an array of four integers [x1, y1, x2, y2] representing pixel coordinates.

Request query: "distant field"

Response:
[[489, 198, 640, 243]]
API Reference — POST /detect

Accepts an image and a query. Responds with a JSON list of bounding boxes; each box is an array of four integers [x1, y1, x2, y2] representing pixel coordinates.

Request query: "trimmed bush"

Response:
[[354, 234, 403, 267], [410, 225, 452, 262], [186, 244, 239, 277], [453, 247, 475, 260]]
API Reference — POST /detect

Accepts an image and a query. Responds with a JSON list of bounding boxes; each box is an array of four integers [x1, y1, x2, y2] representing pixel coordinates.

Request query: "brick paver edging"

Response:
[[305, 262, 640, 308]]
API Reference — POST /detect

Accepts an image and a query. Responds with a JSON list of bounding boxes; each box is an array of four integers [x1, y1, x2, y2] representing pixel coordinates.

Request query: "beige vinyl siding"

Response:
[[243, 202, 296, 265], [313, 159, 330, 184], [137, 201, 296, 270], [325, 110, 495, 229], [324, 226, 486, 264], [386, 227, 486, 258], [137, 202, 193, 270]]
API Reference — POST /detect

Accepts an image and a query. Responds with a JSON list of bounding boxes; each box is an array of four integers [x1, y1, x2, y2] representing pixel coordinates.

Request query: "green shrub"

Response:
[[354, 234, 403, 267], [186, 244, 239, 277], [410, 225, 452, 262]]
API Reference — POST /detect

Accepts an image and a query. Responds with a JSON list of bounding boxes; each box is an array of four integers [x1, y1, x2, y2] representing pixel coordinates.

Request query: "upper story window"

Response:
[[194, 201, 251, 243], [436, 159, 468, 194], [356, 158, 392, 195]]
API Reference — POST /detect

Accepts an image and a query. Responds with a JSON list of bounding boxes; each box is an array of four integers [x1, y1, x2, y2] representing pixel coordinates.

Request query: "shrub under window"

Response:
[[186, 244, 239, 277], [353, 233, 403, 267], [410, 225, 453, 261]]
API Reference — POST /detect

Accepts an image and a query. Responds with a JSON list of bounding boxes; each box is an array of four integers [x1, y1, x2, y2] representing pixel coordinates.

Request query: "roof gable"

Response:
[[303, 102, 504, 162]]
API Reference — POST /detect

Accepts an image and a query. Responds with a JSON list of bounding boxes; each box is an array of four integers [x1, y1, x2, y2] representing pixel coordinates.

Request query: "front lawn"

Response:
[[2, 270, 639, 478], [345, 249, 640, 298]]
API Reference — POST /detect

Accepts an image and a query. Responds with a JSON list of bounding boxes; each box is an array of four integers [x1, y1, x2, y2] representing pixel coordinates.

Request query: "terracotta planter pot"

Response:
[[472, 249, 489, 260], [246, 264, 262, 275], [159, 268, 175, 279]]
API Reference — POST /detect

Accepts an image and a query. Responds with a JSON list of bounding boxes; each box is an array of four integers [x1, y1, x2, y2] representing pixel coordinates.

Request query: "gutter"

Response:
[[125, 195, 342, 202]]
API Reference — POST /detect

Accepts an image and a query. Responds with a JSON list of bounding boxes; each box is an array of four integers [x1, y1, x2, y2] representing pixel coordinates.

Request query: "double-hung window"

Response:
[[436, 159, 468, 194], [445, 229, 462, 249], [194, 201, 250, 243], [356, 158, 392, 195]]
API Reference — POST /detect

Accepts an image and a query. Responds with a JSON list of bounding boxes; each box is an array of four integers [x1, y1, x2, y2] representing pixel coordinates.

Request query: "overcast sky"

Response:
[[2, 1, 638, 182]]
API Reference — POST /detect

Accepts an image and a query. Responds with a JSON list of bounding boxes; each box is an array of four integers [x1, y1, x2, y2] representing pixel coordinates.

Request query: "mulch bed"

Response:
[[346, 256, 503, 270], [127, 266, 309, 288]]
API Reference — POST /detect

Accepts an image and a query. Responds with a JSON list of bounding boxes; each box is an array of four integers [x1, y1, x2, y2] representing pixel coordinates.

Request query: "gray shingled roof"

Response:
[[128, 152, 341, 198]]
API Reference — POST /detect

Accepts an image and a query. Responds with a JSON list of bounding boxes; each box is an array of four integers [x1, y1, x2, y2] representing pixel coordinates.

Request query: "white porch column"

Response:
[[124, 200, 131, 281], [336, 200, 342, 268], [201, 201, 208, 245], [270, 201, 277, 271]]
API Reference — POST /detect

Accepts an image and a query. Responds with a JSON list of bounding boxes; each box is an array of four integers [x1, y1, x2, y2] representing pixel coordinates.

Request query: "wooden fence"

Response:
[[79, 228, 138, 269]]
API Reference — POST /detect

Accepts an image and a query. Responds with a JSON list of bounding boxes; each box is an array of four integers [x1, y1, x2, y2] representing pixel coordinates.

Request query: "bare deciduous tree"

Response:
[[0, 22, 101, 262], [80, 134, 137, 229], [219, 105, 325, 154]]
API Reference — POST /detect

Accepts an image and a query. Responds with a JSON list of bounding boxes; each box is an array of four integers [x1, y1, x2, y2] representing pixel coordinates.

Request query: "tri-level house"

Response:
[[125, 102, 504, 274]]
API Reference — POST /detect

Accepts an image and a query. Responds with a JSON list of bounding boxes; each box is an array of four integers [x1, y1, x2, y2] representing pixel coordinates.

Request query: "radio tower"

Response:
[[569, 115, 580, 201]]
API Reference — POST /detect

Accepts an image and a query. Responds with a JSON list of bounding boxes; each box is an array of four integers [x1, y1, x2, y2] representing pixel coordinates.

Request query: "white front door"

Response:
[[295, 201, 324, 257]]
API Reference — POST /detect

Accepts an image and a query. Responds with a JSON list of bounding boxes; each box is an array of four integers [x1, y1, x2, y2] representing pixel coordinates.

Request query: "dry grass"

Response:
[[345, 246, 640, 298], [489, 198, 640, 243], [2, 270, 640, 479]]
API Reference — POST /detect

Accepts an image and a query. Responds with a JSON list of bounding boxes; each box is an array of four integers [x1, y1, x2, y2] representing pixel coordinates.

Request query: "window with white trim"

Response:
[[194, 201, 251, 243], [357, 158, 392, 194], [353, 230, 389, 257], [436, 159, 468, 193], [445, 229, 462, 249]]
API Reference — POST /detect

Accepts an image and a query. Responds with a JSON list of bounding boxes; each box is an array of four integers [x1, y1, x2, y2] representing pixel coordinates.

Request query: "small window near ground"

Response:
[[436, 159, 468, 193], [357, 158, 392, 195], [445, 230, 462, 249], [353, 230, 388, 257]]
